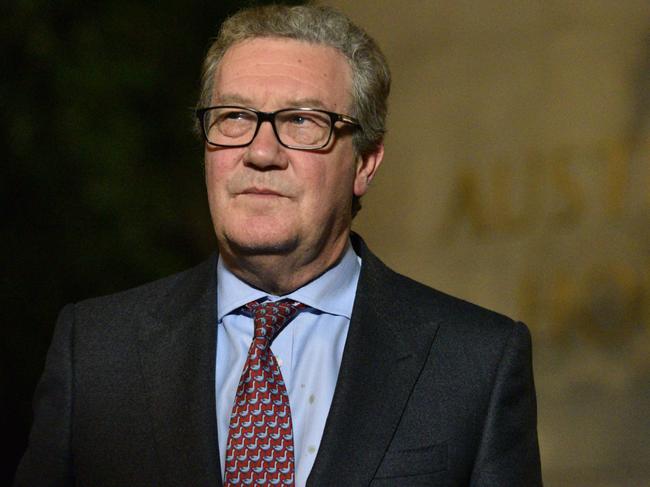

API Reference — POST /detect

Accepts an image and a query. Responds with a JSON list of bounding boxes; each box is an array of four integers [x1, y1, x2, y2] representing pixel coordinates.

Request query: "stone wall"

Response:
[[322, 1, 650, 484]]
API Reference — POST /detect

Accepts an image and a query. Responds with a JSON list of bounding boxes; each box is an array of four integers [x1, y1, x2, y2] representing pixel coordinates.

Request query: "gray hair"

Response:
[[197, 4, 391, 159]]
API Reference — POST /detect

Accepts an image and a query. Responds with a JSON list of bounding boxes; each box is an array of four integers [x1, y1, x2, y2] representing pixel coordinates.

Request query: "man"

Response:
[[15, 5, 542, 487]]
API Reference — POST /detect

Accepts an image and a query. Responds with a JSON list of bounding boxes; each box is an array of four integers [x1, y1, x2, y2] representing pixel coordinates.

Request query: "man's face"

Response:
[[205, 37, 381, 268]]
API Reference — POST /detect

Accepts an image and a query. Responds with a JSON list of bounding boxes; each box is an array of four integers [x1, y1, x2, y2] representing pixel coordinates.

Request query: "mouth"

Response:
[[238, 187, 287, 198]]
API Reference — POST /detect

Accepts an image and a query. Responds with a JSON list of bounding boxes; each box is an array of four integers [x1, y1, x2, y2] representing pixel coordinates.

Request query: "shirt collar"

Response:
[[217, 241, 361, 322]]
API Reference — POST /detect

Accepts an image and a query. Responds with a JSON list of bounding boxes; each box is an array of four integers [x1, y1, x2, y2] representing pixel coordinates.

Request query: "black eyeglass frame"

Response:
[[195, 105, 361, 150]]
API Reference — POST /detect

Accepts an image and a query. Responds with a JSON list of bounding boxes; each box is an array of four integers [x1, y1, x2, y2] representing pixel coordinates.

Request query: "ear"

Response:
[[353, 142, 385, 197]]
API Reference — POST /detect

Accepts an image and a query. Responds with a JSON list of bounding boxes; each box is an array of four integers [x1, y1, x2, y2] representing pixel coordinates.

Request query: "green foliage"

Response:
[[1, 0, 304, 482]]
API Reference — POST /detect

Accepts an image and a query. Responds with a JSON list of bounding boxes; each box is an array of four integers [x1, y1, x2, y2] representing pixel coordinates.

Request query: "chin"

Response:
[[222, 229, 300, 257]]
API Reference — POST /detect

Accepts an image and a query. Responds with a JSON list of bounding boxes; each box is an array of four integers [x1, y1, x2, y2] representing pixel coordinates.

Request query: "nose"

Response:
[[243, 120, 287, 170]]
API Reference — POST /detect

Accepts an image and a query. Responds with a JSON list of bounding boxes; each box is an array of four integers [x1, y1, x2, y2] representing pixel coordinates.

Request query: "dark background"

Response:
[[1, 1, 302, 482]]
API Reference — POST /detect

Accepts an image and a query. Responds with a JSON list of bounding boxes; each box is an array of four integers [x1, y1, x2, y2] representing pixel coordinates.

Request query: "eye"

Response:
[[288, 114, 312, 126], [284, 111, 329, 128], [219, 109, 255, 122]]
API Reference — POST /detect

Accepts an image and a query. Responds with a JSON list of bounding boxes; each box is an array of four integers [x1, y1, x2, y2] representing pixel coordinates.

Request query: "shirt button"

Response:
[[277, 357, 284, 367]]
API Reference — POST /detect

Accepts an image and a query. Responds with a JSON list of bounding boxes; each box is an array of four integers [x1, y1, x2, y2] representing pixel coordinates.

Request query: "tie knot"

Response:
[[244, 299, 305, 344]]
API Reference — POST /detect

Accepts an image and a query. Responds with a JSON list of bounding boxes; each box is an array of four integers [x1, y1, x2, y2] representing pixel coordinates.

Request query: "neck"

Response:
[[219, 233, 350, 296]]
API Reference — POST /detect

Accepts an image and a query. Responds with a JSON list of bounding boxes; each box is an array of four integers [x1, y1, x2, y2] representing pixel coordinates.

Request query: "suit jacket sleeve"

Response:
[[470, 321, 542, 486], [14, 304, 75, 486]]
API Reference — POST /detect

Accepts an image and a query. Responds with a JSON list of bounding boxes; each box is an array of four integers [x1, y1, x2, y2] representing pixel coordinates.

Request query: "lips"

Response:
[[238, 187, 288, 199]]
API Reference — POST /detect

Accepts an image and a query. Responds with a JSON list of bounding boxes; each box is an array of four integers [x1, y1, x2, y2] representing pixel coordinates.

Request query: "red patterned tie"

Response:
[[224, 300, 305, 486]]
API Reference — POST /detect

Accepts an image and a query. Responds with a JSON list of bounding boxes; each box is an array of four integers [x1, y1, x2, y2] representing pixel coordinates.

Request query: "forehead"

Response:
[[212, 37, 353, 112]]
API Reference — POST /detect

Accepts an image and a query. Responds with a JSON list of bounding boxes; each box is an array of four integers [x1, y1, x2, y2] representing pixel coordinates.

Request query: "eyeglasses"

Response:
[[196, 105, 360, 150]]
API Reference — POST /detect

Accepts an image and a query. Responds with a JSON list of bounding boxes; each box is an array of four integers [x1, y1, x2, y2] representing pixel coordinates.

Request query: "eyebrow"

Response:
[[212, 94, 329, 111]]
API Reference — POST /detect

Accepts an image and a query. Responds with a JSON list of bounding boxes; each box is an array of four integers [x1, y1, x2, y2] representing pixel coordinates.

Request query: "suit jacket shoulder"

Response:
[[308, 235, 541, 486], [352, 232, 521, 346], [15, 254, 221, 487], [73, 254, 217, 325]]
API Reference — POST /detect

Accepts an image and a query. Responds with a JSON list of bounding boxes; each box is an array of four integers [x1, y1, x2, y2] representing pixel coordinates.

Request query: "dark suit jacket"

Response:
[[15, 236, 542, 486]]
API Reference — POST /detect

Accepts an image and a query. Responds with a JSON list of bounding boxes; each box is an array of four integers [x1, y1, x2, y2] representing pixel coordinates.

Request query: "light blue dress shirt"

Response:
[[215, 242, 361, 487]]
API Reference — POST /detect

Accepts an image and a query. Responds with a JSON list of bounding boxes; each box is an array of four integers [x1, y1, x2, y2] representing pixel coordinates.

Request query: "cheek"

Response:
[[304, 158, 356, 211], [204, 162, 220, 204], [205, 152, 234, 196]]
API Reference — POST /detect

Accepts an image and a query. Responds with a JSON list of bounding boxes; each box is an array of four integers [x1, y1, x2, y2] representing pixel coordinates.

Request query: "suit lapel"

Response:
[[307, 238, 441, 486], [138, 255, 223, 487]]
